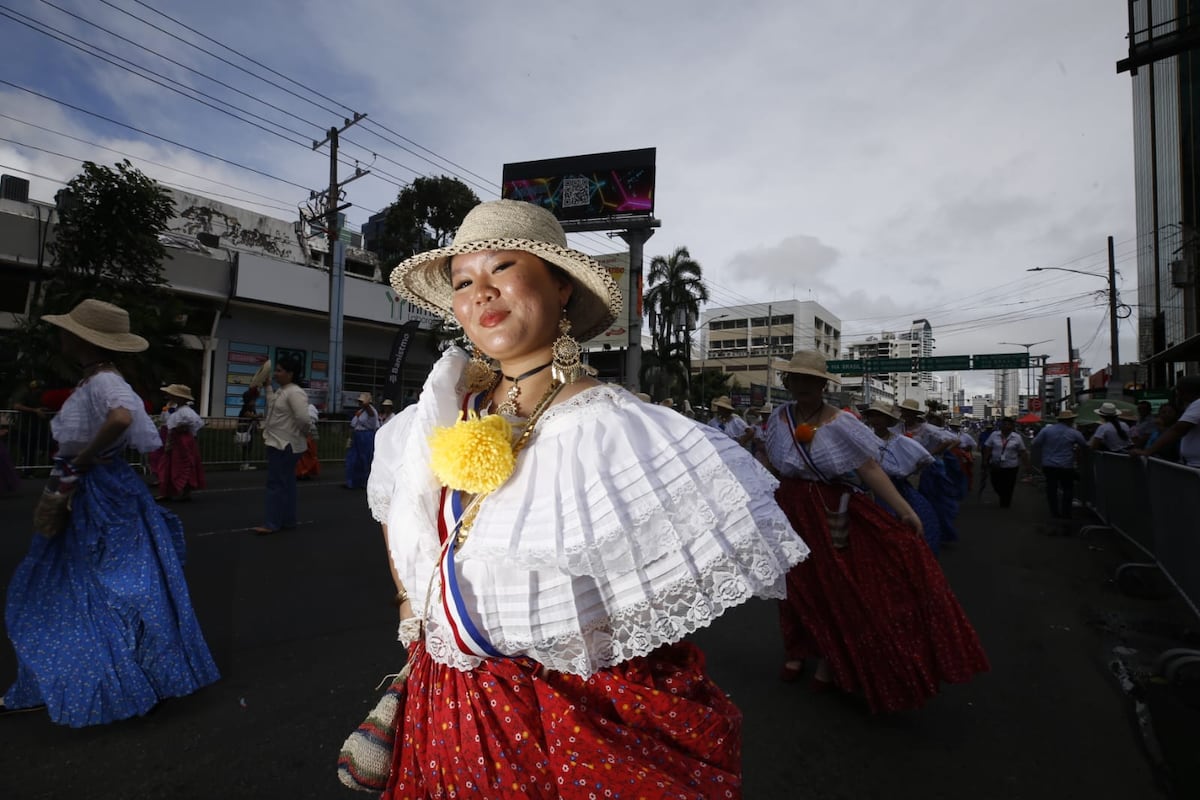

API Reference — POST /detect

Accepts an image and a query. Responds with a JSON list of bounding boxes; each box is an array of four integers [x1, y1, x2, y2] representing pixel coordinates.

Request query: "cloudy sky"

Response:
[[0, 0, 1140, 395]]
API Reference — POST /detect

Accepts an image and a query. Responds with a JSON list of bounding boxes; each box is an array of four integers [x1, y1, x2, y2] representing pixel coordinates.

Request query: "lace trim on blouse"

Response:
[[368, 347, 808, 676]]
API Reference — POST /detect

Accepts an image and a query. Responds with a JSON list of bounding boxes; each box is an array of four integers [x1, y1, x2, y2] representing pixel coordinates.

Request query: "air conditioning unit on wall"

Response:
[[1171, 259, 1193, 288]]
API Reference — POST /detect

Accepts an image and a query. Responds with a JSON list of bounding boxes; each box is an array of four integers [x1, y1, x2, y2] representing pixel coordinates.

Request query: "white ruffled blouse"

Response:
[[876, 433, 934, 478], [764, 404, 880, 480], [166, 404, 204, 433], [367, 347, 808, 677], [51, 370, 163, 456]]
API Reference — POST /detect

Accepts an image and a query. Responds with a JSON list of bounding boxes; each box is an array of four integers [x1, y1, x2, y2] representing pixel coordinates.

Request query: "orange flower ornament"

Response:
[[794, 423, 817, 444]]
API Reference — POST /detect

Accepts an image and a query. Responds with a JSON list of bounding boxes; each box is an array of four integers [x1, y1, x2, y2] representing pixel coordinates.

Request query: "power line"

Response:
[[0, 112, 302, 209], [0, 135, 301, 213], [35, 0, 325, 133], [0, 78, 309, 190], [0, 6, 313, 149]]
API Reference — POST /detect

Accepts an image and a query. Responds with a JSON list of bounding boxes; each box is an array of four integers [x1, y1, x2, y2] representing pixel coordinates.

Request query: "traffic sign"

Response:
[[922, 355, 972, 371], [825, 359, 864, 375], [972, 353, 1029, 370], [864, 357, 914, 372]]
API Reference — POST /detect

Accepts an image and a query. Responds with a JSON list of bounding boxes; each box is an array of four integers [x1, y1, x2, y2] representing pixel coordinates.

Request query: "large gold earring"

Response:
[[551, 314, 582, 385], [464, 344, 498, 393]]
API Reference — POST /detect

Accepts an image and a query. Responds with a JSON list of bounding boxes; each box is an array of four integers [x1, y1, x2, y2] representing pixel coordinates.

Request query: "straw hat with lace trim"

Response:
[[390, 199, 622, 342], [774, 351, 839, 384], [160, 384, 194, 402], [43, 299, 148, 353]]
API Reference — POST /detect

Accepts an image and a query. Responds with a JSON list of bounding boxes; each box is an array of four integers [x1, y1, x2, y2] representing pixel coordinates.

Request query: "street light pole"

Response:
[[998, 339, 1052, 409], [1028, 239, 1124, 397]]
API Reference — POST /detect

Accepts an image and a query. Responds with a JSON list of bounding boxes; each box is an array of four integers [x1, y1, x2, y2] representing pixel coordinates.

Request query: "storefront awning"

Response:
[[1145, 333, 1200, 363]]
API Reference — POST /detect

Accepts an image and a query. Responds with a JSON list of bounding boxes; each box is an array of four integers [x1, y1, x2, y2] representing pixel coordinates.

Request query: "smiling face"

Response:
[[450, 249, 573, 366]]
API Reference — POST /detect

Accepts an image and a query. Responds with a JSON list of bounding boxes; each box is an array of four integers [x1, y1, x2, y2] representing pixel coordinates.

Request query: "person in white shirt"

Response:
[[709, 395, 754, 447], [253, 356, 309, 534], [983, 417, 1030, 508], [1090, 403, 1133, 453], [345, 392, 380, 489], [1137, 377, 1200, 466], [379, 398, 395, 424], [296, 403, 322, 481], [154, 384, 206, 501]]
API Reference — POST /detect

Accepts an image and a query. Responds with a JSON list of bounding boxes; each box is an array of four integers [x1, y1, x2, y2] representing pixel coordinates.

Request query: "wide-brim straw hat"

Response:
[[381, 399, 394, 407], [897, 398, 924, 415], [1056, 409, 1078, 421], [250, 358, 273, 387], [1096, 402, 1121, 418], [358, 392, 373, 404], [712, 395, 735, 411], [43, 299, 148, 353], [160, 383, 194, 402], [390, 199, 622, 342], [774, 350, 838, 383], [634, 392, 651, 403], [862, 400, 900, 420]]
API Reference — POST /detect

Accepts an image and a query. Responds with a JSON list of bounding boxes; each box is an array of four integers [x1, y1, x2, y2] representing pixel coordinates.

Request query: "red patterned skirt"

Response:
[[384, 641, 742, 799], [776, 478, 988, 713], [155, 430, 206, 496]]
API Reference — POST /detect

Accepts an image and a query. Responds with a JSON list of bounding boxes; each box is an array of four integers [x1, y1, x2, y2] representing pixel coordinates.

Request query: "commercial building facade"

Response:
[[1119, 1, 1200, 382], [0, 182, 440, 416]]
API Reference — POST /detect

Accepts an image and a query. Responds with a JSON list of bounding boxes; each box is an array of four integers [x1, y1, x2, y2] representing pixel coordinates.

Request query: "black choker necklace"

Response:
[[497, 361, 553, 416]]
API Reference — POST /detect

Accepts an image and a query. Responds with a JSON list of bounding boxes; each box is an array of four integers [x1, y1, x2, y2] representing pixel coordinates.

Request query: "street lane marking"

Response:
[[195, 521, 315, 538]]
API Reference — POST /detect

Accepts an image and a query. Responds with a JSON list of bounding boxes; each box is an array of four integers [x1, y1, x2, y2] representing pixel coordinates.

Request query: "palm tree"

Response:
[[644, 246, 710, 402]]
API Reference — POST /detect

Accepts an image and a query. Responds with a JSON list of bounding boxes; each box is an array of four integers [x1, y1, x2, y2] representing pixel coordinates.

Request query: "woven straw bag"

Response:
[[337, 660, 413, 792]]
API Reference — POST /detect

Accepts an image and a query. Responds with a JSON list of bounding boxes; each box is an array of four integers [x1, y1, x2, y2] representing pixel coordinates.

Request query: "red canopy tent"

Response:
[[1016, 412, 1042, 425]]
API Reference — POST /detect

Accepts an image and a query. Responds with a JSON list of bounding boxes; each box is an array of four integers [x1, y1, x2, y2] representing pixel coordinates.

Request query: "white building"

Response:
[[698, 299, 841, 403], [993, 369, 1021, 417], [841, 318, 937, 406], [0, 182, 441, 416]]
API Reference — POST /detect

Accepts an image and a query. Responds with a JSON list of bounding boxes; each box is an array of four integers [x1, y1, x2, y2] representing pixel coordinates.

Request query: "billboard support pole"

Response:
[[618, 225, 655, 391]]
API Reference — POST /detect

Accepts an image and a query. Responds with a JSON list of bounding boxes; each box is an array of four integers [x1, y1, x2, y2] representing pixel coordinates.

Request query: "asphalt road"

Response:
[[0, 463, 1165, 799]]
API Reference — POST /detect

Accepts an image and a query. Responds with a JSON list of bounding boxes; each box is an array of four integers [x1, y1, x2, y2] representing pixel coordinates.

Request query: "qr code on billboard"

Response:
[[561, 177, 590, 208]]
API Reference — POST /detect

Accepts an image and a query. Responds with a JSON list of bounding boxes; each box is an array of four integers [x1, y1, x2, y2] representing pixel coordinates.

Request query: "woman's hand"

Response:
[[899, 509, 924, 537]]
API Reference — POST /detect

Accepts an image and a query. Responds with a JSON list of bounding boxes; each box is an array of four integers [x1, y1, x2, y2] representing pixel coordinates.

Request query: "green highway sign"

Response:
[[923, 355, 972, 371], [866, 358, 916, 372], [825, 359, 864, 375], [825, 353, 1028, 374], [972, 353, 1029, 370]]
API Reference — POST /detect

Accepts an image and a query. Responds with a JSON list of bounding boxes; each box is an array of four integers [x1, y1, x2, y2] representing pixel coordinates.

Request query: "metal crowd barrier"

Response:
[[1081, 450, 1200, 683], [1, 409, 351, 472]]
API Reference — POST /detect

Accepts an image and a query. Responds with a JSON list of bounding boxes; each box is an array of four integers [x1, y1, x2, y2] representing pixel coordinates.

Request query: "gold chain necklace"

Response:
[[456, 379, 565, 544]]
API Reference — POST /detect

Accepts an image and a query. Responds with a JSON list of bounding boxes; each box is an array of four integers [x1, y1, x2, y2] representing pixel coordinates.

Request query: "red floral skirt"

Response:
[[155, 430, 206, 496], [384, 641, 742, 800], [776, 478, 988, 712]]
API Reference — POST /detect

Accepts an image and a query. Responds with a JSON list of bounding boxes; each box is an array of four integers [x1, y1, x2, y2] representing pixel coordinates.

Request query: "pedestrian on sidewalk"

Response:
[[3, 299, 219, 727], [760, 351, 987, 711], [1030, 409, 1089, 519], [366, 199, 808, 797], [343, 392, 379, 489], [154, 384, 206, 502], [983, 417, 1030, 508], [378, 398, 395, 425], [253, 355, 309, 535]]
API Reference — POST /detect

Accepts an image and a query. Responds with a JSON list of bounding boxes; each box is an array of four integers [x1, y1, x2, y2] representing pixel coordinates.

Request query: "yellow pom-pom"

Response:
[[428, 412, 516, 494]]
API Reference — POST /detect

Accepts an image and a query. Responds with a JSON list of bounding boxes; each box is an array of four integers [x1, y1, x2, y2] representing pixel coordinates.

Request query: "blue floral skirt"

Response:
[[4, 458, 219, 727]]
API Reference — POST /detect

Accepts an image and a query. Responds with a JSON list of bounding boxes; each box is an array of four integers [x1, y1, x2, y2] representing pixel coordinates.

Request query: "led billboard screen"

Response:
[[502, 148, 655, 221]]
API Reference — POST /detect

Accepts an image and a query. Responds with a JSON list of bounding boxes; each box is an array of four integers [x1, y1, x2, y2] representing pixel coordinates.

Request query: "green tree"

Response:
[[643, 246, 709, 402], [690, 367, 734, 414], [374, 175, 480, 266], [15, 160, 184, 392]]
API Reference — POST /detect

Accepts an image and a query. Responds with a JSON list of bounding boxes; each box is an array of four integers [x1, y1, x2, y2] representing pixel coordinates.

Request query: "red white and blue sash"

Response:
[[436, 391, 503, 659]]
